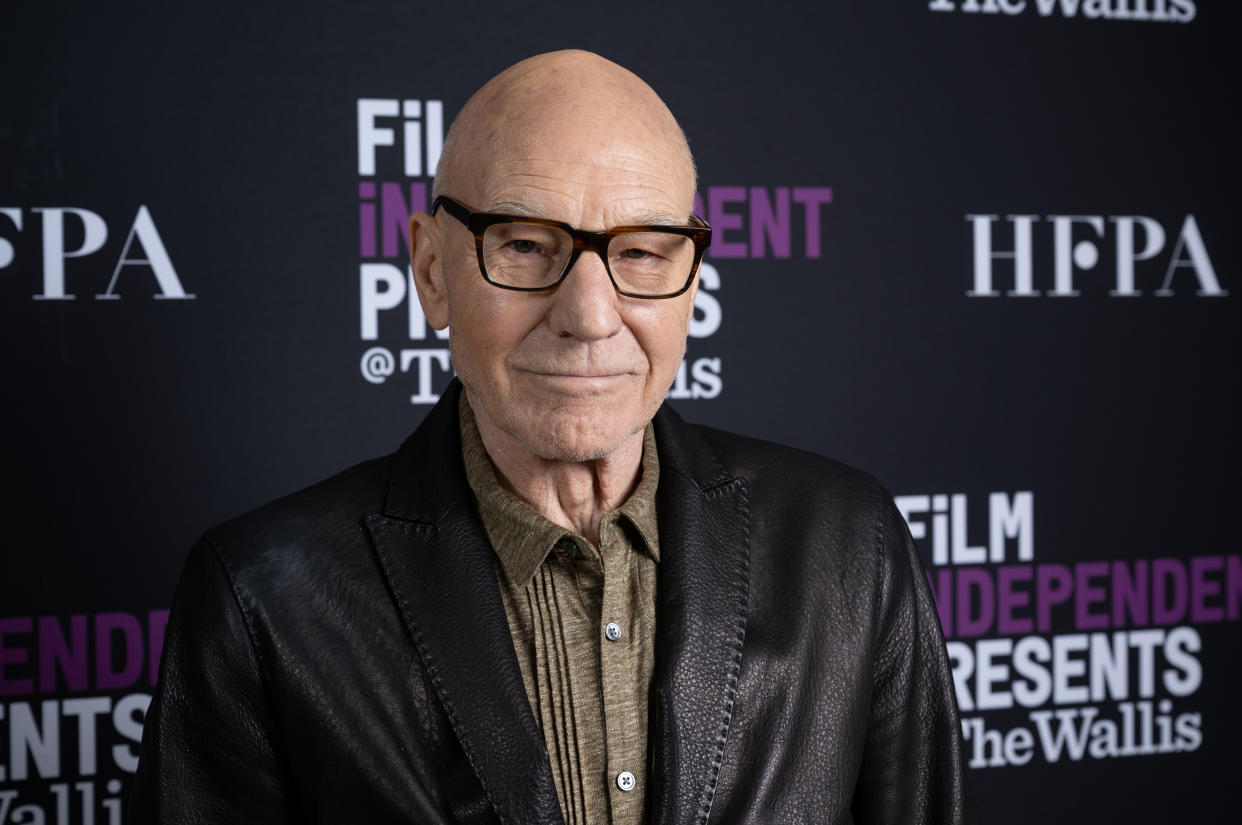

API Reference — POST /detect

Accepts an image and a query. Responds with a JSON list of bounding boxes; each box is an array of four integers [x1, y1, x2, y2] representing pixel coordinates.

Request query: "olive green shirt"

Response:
[[459, 397, 659, 825]]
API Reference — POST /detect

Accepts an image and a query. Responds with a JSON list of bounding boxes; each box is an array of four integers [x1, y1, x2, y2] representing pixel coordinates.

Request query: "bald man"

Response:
[[133, 51, 974, 825]]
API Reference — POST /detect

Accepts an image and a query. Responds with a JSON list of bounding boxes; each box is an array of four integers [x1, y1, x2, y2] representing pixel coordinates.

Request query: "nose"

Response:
[[546, 249, 623, 340]]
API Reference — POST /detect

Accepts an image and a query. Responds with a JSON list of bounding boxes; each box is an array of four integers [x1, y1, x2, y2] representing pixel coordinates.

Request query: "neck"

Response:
[[467, 393, 644, 547]]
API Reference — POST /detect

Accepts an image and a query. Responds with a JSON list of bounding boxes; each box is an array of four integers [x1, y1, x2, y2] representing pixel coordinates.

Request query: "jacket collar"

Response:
[[366, 380, 750, 825]]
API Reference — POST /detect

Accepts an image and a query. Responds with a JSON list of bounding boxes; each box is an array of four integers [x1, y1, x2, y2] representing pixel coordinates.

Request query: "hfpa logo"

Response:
[[966, 214, 1226, 297], [0, 206, 193, 300]]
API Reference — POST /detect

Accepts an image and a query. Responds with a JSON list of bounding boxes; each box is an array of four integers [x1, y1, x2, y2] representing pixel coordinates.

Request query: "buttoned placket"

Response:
[[595, 512, 649, 823]]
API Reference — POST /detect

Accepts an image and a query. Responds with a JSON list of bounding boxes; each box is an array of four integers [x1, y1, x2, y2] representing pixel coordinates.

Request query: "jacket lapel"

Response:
[[650, 407, 751, 825], [365, 382, 564, 825]]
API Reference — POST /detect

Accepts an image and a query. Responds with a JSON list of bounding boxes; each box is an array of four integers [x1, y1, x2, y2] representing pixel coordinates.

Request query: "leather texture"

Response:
[[131, 380, 976, 824]]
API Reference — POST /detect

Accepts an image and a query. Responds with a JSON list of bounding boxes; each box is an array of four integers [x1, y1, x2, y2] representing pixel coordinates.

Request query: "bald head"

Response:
[[433, 50, 696, 216]]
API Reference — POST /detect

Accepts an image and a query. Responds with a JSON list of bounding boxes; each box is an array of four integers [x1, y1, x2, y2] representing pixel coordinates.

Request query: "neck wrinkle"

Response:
[[462, 391, 644, 545]]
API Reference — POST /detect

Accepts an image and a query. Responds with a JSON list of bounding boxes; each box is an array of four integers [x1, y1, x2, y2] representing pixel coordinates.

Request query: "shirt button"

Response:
[[616, 770, 636, 792], [605, 622, 622, 642]]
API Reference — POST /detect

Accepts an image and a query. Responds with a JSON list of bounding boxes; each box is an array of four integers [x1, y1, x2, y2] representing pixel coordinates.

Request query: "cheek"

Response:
[[631, 303, 693, 373], [447, 284, 541, 372]]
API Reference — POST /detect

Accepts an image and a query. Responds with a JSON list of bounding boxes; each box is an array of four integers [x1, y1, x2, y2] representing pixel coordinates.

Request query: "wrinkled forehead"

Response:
[[485, 137, 693, 220], [449, 69, 696, 222]]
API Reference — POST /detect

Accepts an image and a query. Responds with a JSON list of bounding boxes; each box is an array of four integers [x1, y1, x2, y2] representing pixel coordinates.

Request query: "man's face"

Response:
[[435, 120, 698, 463]]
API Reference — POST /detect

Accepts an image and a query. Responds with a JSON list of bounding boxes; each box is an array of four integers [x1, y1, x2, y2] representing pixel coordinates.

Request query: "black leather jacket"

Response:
[[132, 382, 975, 824]]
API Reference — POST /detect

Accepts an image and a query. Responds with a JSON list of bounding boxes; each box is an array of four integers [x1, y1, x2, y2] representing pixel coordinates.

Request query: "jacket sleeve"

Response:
[[129, 537, 291, 824], [850, 491, 978, 825]]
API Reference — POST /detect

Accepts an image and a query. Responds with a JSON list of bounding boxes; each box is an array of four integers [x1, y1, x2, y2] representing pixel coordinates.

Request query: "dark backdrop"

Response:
[[2, 1, 1238, 821]]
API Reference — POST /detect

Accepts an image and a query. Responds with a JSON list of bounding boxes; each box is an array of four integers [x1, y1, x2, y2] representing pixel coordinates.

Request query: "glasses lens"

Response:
[[608, 232, 696, 296], [482, 223, 572, 289]]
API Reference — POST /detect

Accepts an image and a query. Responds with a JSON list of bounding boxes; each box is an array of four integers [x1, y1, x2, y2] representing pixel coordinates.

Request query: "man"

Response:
[[132, 50, 974, 824]]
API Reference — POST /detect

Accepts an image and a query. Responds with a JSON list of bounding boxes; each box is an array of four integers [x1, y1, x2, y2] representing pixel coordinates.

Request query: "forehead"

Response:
[[458, 102, 695, 228], [479, 158, 691, 228]]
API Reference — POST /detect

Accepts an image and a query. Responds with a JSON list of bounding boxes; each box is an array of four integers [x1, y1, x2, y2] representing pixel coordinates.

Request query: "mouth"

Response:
[[526, 370, 629, 378], [517, 368, 636, 390]]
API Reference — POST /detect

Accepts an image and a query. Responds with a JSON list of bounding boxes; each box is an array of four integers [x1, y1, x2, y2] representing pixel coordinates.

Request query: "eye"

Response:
[[621, 246, 656, 260], [509, 239, 541, 254], [487, 223, 562, 258]]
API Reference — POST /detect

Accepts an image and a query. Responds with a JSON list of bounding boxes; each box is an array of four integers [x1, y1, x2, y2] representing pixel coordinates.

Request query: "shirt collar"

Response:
[[458, 393, 660, 588]]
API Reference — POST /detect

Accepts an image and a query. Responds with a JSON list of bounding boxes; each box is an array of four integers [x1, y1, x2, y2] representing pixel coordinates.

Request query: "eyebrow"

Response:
[[483, 200, 546, 218], [483, 199, 688, 227]]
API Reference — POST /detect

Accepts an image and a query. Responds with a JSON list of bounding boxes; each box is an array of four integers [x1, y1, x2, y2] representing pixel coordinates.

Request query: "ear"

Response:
[[409, 210, 450, 330]]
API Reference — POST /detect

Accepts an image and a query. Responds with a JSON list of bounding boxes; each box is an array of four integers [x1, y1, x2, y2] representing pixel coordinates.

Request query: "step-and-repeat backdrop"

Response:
[[3, 2, 1238, 822]]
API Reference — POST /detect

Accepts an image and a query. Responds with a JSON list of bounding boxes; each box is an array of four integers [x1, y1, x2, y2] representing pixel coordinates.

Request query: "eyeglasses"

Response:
[[432, 195, 712, 299]]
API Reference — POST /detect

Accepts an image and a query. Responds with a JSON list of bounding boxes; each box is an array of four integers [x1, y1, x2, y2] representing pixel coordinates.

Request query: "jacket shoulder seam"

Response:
[[200, 532, 277, 693]]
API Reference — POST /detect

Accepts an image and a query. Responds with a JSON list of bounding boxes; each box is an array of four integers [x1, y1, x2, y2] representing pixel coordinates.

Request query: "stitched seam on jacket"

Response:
[[664, 461, 736, 496], [374, 515, 511, 825], [697, 477, 750, 825], [203, 533, 277, 696], [199, 532, 295, 807], [869, 479, 889, 684]]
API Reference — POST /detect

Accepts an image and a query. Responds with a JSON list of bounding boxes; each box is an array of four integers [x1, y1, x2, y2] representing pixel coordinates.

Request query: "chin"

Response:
[[517, 409, 646, 464]]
